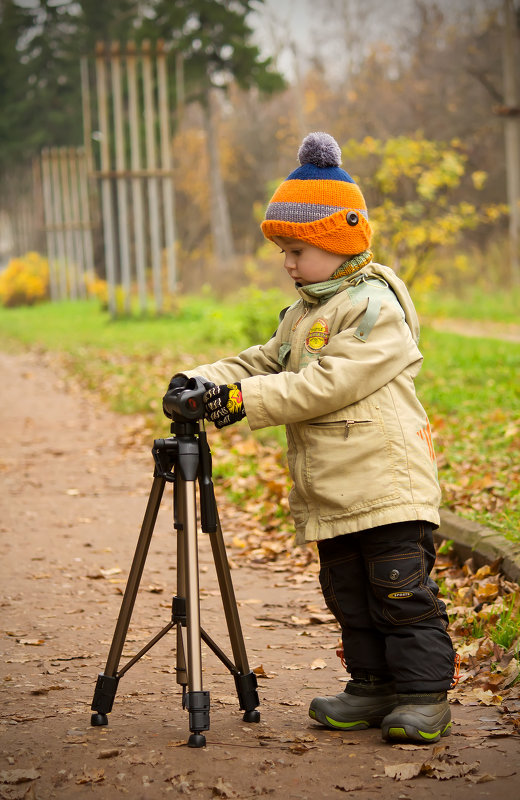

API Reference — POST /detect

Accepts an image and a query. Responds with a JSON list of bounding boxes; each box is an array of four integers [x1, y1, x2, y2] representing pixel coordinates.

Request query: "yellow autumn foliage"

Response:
[[344, 135, 507, 286], [0, 251, 49, 307], [85, 276, 109, 305]]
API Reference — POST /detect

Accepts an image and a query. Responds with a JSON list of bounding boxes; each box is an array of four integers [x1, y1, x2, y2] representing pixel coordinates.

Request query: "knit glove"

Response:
[[203, 383, 246, 429]]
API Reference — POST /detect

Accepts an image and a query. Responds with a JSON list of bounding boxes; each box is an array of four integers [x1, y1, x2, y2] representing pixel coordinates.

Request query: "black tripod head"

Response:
[[163, 376, 215, 424], [155, 376, 218, 533]]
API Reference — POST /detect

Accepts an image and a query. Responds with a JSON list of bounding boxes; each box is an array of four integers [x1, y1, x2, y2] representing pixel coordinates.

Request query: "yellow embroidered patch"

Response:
[[305, 318, 329, 353]]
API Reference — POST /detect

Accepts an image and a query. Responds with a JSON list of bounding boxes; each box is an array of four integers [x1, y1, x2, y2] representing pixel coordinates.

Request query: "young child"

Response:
[[163, 132, 455, 744]]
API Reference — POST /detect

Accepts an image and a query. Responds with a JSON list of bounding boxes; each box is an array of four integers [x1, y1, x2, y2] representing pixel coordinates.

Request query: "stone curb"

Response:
[[436, 509, 520, 584]]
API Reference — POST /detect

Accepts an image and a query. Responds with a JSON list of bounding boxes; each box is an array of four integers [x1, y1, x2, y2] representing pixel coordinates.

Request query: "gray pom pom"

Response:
[[298, 132, 342, 168]]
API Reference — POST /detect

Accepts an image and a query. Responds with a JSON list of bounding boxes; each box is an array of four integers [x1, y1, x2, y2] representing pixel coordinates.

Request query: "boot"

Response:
[[381, 691, 451, 743], [309, 678, 398, 731]]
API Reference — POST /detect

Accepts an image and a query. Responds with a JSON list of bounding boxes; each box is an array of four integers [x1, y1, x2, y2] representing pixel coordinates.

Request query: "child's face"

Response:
[[273, 236, 348, 286]]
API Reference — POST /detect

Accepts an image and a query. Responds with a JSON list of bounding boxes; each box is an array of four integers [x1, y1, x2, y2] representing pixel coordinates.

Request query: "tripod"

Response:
[[90, 378, 260, 747]]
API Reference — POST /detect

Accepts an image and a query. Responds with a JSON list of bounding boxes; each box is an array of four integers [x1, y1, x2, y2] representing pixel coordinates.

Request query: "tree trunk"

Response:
[[503, 0, 520, 283], [203, 87, 235, 270]]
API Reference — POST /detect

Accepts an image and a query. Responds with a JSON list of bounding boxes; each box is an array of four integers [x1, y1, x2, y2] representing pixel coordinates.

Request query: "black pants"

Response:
[[317, 521, 455, 692]]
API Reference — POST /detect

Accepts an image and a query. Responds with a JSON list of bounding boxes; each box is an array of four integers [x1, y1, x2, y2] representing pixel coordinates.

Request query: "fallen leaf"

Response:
[[16, 640, 44, 647], [383, 749, 481, 782], [384, 762, 422, 780], [0, 770, 40, 785], [253, 664, 275, 678], [288, 742, 317, 754], [30, 685, 64, 695], [167, 773, 204, 793], [474, 581, 500, 603], [310, 658, 327, 670], [472, 689, 503, 706], [75, 768, 105, 785], [498, 658, 520, 688], [423, 757, 480, 780], [465, 773, 496, 783], [211, 776, 236, 797]]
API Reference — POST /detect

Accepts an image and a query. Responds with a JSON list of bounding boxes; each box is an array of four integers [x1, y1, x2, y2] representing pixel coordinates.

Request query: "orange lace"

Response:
[[336, 639, 346, 670], [450, 653, 461, 688], [336, 639, 462, 690]]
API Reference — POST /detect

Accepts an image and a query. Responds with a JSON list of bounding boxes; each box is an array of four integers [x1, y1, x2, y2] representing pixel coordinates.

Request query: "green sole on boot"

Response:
[[309, 707, 375, 730], [383, 721, 451, 743]]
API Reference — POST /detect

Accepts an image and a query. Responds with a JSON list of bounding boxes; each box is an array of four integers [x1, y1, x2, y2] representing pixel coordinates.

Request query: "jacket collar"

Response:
[[296, 250, 373, 305]]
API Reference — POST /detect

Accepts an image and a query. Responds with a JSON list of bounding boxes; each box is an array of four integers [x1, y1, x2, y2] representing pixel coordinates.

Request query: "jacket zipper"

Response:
[[309, 419, 373, 439], [292, 306, 310, 331]]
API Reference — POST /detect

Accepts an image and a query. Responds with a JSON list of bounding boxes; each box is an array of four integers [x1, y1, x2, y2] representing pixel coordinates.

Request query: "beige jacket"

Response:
[[187, 262, 441, 543]]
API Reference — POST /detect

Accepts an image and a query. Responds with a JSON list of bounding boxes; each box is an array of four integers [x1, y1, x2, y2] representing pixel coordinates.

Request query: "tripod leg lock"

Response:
[[186, 690, 210, 734], [234, 671, 260, 713], [91, 673, 119, 716]]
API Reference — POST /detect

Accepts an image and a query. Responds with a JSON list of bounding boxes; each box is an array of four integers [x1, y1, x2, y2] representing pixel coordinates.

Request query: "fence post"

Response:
[[50, 148, 68, 298], [111, 41, 132, 313], [95, 41, 118, 317], [157, 39, 177, 295], [41, 149, 59, 300], [77, 148, 95, 286], [126, 42, 148, 313], [59, 148, 78, 299], [142, 39, 163, 313]]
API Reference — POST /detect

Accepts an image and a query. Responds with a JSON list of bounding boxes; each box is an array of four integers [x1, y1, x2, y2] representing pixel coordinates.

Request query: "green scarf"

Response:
[[300, 250, 373, 301]]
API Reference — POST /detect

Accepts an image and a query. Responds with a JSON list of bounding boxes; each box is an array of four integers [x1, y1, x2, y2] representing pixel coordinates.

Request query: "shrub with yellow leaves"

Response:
[[343, 136, 507, 288], [85, 275, 109, 307], [0, 251, 50, 307]]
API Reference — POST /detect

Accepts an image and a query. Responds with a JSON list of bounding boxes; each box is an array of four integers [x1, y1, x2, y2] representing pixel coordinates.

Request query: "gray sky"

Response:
[[248, 0, 504, 81]]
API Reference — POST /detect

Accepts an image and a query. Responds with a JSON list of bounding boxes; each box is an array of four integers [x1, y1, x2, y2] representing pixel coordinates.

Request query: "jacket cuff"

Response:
[[241, 376, 270, 430]]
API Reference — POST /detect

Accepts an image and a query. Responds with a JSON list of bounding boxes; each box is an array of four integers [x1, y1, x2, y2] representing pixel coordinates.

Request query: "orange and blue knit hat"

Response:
[[261, 132, 371, 255]]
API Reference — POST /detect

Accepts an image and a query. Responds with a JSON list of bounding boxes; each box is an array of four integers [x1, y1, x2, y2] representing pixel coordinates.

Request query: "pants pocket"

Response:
[[368, 552, 445, 626]]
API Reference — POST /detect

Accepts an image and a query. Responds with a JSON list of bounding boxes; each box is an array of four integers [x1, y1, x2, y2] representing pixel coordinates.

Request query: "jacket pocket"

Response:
[[309, 419, 373, 439], [301, 412, 400, 514]]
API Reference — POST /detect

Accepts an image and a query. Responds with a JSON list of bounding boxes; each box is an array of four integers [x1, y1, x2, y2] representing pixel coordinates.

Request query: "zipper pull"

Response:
[[345, 420, 373, 439]]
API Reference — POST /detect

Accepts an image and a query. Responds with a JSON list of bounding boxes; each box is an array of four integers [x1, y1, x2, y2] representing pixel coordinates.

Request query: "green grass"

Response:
[[1, 291, 519, 543], [415, 327, 520, 540], [0, 289, 292, 356], [414, 285, 520, 324]]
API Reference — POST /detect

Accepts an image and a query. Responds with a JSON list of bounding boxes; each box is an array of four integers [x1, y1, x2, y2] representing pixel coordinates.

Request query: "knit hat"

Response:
[[261, 131, 371, 255]]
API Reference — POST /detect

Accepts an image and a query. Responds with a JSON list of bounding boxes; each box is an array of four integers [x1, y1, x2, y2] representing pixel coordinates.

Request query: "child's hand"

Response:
[[203, 383, 246, 429]]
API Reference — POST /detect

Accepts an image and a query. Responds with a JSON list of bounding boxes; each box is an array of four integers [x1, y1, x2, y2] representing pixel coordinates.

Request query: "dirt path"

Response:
[[1, 349, 519, 800], [425, 317, 520, 343]]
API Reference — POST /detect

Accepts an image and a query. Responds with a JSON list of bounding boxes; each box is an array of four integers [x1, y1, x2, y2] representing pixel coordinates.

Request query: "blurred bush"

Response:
[[0, 251, 49, 307]]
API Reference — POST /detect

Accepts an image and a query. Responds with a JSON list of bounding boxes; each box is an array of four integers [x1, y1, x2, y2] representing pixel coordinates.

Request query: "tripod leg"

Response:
[[210, 512, 260, 722], [175, 526, 188, 688], [178, 475, 210, 747], [173, 475, 188, 687], [91, 474, 166, 726]]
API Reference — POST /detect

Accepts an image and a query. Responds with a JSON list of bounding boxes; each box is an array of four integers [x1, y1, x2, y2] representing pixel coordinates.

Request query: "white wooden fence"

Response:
[[83, 39, 178, 315], [40, 146, 95, 300], [2, 40, 178, 317]]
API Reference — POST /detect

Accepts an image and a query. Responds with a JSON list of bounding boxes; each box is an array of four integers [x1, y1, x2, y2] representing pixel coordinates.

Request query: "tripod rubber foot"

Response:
[[243, 709, 261, 723], [188, 733, 206, 748], [91, 713, 109, 727]]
